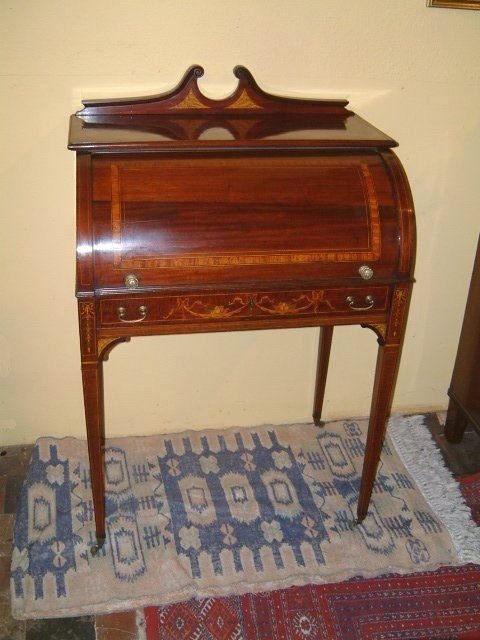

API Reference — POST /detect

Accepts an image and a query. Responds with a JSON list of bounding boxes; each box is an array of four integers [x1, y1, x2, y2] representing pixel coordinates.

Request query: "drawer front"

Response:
[[99, 286, 389, 328], [92, 154, 400, 290]]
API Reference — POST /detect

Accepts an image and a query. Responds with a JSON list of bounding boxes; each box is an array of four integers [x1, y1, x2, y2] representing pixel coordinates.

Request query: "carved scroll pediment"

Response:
[[76, 66, 351, 118]]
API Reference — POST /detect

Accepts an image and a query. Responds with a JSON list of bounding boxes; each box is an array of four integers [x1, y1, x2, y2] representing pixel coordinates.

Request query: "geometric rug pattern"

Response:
[[146, 471, 480, 639], [145, 564, 480, 640], [10, 417, 478, 620]]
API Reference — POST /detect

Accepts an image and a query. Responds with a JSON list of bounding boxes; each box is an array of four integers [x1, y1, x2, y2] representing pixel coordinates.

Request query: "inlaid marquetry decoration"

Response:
[[388, 286, 410, 343], [172, 89, 209, 111], [182, 295, 251, 320], [359, 163, 381, 260], [79, 302, 95, 355], [253, 291, 334, 316], [225, 88, 262, 110], [109, 162, 381, 271], [75, 66, 350, 118], [173, 88, 262, 111], [99, 287, 389, 328], [110, 165, 122, 267]]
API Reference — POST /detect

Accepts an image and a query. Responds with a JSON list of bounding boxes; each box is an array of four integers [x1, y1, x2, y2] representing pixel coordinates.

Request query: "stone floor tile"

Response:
[[26, 616, 95, 640], [0, 555, 10, 592], [0, 476, 6, 514], [0, 514, 14, 557], [95, 610, 138, 640], [4, 476, 24, 515], [0, 446, 34, 478], [0, 594, 26, 640]]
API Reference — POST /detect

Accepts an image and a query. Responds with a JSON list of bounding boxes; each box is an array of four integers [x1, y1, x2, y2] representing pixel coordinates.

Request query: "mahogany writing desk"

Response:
[[68, 67, 416, 552]]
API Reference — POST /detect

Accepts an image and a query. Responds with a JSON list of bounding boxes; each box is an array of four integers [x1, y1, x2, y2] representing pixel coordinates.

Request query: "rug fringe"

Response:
[[388, 414, 480, 565]]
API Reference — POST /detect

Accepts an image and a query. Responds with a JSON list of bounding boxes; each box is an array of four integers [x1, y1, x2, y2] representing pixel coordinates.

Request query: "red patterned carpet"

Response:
[[144, 472, 480, 640]]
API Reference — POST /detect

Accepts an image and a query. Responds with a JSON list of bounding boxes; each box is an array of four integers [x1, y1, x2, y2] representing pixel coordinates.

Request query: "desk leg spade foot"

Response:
[[313, 326, 333, 427], [91, 536, 106, 556], [350, 516, 365, 530]]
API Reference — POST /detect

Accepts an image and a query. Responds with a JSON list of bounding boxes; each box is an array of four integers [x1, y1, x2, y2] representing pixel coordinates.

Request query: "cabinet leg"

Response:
[[357, 343, 401, 523], [312, 326, 333, 426], [444, 397, 468, 443], [81, 360, 106, 551], [357, 283, 412, 523]]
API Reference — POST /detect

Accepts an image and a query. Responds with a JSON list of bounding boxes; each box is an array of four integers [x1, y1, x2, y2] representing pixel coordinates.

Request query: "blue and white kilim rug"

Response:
[[10, 416, 480, 619]]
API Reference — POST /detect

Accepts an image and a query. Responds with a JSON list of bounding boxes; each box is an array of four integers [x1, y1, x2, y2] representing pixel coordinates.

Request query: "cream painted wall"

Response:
[[1, 0, 479, 445]]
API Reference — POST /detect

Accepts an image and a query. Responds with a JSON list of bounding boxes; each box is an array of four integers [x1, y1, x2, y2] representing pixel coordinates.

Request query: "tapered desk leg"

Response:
[[78, 300, 106, 554], [313, 326, 333, 426], [356, 284, 412, 524], [356, 343, 400, 522], [81, 360, 106, 554]]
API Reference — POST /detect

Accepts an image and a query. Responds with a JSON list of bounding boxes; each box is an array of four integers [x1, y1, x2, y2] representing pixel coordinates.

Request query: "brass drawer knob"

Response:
[[358, 265, 374, 280], [124, 273, 139, 289], [117, 305, 148, 323], [346, 295, 374, 311]]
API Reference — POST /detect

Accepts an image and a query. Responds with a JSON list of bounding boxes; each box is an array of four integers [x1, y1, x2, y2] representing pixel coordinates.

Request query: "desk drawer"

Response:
[[99, 286, 389, 328]]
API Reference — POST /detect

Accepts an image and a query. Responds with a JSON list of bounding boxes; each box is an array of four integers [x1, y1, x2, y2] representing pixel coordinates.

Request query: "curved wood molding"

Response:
[[381, 151, 416, 279], [76, 66, 351, 117], [361, 322, 387, 345], [98, 336, 131, 362]]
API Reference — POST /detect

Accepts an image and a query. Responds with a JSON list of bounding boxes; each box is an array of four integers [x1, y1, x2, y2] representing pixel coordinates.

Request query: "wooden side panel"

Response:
[[76, 154, 94, 295], [381, 151, 416, 279]]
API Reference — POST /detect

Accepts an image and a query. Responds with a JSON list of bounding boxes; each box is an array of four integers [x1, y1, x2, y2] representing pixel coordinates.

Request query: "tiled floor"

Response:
[[0, 413, 479, 640]]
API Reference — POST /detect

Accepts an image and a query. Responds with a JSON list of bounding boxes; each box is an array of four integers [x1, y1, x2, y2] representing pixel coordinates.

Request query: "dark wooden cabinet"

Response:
[[445, 236, 480, 443], [68, 67, 416, 551]]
